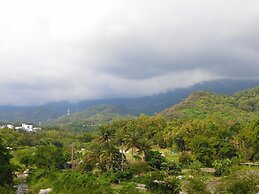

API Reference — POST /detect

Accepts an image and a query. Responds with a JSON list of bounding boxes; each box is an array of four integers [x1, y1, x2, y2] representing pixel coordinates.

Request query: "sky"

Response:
[[0, 0, 258, 106]]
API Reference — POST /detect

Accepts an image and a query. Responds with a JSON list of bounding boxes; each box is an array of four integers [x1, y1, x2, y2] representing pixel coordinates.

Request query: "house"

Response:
[[7, 124, 14, 129], [15, 127, 23, 130], [15, 123, 41, 132], [22, 123, 34, 132], [0, 124, 14, 129]]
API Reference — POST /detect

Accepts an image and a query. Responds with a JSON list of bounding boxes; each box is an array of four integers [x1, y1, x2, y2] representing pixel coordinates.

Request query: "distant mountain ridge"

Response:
[[47, 104, 137, 126], [0, 79, 258, 123]]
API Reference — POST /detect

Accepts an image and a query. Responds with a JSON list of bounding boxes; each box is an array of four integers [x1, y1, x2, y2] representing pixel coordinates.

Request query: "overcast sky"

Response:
[[0, 0, 258, 105]]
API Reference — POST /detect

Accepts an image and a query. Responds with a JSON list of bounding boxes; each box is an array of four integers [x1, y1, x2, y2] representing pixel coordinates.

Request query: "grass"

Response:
[[152, 146, 180, 162]]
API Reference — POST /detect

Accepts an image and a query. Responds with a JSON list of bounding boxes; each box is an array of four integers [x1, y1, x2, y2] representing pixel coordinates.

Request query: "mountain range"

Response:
[[0, 79, 258, 124], [47, 104, 136, 127]]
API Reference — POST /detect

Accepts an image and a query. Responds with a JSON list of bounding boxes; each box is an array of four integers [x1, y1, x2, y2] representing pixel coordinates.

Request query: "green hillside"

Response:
[[46, 104, 137, 128], [160, 86, 259, 121], [0, 79, 258, 123], [0, 107, 59, 124], [2, 87, 259, 193]]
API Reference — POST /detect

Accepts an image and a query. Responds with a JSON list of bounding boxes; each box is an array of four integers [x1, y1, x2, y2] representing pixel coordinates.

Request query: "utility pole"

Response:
[[121, 142, 124, 172], [71, 142, 75, 171]]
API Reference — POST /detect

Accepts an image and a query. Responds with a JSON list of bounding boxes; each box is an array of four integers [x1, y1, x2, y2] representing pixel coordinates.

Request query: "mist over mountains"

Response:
[[0, 79, 258, 123]]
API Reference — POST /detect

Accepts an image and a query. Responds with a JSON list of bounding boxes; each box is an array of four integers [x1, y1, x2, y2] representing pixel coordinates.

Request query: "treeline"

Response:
[[0, 114, 258, 193]]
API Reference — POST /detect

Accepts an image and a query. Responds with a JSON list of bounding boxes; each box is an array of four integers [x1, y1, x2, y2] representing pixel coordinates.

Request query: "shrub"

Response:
[[179, 152, 193, 168], [185, 177, 210, 194], [118, 182, 141, 194], [227, 178, 258, 194], [146, 171, 181, 194], [0, 186, 15, 194], [108, 171, 133, 183], [128, 162, 150, 175], [145, 151, 166, 170], [216, 172, 259, 194], [189, 161, 203, 175], [162, 161, 182, 175], [54, 172, 113, 194], [212, 159, 232, 177], [158, 140, 167, 149]]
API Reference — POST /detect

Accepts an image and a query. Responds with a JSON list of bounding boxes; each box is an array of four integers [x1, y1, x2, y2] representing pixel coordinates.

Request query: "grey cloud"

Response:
[[0, 0, 258, 105]]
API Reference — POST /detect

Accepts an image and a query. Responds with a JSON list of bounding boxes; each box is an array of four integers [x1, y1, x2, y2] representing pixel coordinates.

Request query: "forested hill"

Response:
[[0, 79, 258, 123], [46, 104, 136, 127], [160, 86, 259, 121]]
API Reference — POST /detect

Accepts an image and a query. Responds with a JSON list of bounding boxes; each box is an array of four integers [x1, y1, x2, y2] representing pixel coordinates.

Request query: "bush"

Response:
[[179, 152, 193, 168], [0, 186, 15, 194], [28, 169, 114, 194], [189, 161, 203, 175], [27, 168, 57, 193], [128, 162, 150, 175], [146, 171, 181, 194], [162, 161, 182, 175], [118, 182, 141, 194], [146, 151, 166, 170], [228, 178, 258, 194], [158, 140, 167, 149], [54, 172, 113, 194], [212, 159, 232, 177], [216, 172, 259, 194], [185, 177, 210, 194], [108, 171, 133, 183]]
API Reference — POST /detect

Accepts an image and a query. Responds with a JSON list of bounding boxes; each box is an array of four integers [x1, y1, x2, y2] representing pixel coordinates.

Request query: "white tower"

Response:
[[67, 109, 70, 116]]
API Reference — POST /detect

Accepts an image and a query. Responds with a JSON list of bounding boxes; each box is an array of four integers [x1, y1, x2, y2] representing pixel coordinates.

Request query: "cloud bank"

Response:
[[0, 0, 258, 105]]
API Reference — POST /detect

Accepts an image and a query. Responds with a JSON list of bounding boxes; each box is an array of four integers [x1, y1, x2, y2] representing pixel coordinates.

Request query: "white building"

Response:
[[22, 123, 34, 132], [0, 124, 14, 129], [7, 124, 14, 129], [15, 126, 23, 130]]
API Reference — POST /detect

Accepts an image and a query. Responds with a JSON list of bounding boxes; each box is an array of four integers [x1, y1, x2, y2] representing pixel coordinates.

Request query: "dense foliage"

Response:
[[0, 86, 258, 193]]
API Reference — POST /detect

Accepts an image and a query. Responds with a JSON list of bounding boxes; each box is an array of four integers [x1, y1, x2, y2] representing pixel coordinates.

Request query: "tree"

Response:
[[0, 138, 14, 185], [191, 136, 214, 166], [98, 125, 115, 144], [174, 133, 186, 151], [135, 138, 151, 161], [145, 151, 166, 170], [124, 123, 140, 159], [236, 119, 259, 161], [84, 124, 126, 172], [33, 145, 67, 169]]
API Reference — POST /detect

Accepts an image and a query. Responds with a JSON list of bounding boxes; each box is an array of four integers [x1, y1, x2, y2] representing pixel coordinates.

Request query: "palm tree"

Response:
[[97, 125, 125, 171], [98, 126, 115, 144], [125, 129, 139, 159], [136, 138, 152, 161]]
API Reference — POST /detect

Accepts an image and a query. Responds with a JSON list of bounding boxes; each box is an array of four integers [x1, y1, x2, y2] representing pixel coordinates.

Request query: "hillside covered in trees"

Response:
[[0, 79, 258, 123], [161, 86, 259, 121], [46, 104, 137, 131], [0, 86, 258, 193]]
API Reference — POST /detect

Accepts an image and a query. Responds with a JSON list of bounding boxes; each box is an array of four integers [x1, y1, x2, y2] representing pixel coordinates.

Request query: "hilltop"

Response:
[[0, 79, 258, 123], [160, 86, 259, 121], [46, 104, 137, 128]]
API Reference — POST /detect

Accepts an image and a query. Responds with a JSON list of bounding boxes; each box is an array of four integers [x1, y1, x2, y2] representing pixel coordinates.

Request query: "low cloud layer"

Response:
[[0, 0, 258, 105]]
